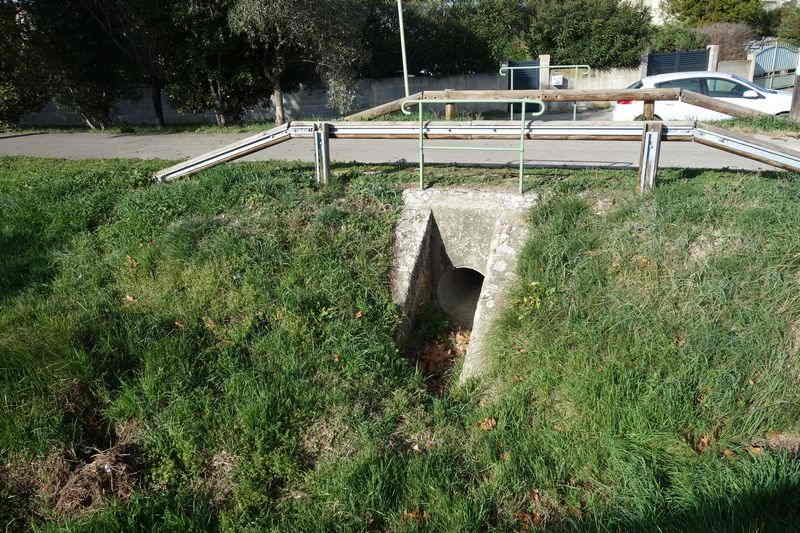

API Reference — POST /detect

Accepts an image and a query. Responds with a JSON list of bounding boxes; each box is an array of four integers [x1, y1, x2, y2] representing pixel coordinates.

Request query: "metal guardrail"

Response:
[[153, 119, 800, 187], [499, 64, 591, 120], [401, 98, 545, 193]]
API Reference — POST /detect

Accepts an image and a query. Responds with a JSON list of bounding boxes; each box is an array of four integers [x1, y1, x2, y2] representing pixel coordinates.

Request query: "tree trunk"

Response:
[[151, 79, 166, 128], [273, 86, 286, 125], [215, 112, 227, 127]]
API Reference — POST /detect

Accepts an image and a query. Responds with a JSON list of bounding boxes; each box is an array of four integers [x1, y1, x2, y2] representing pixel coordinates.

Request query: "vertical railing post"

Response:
[[313, 122, 331, 186], [509, 70, 515, 120], [418, 102, 424, 190], [638, 122, 662, 194], [519, 100, 526, 194]]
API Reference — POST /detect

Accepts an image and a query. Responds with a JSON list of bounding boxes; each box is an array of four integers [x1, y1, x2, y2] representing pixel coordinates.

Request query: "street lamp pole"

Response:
[[397, 0, 410, 97]]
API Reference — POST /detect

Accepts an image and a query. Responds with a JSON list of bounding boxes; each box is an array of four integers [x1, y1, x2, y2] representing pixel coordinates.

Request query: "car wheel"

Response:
[[634, 114, 662, 121], [777, 111, 790, 118]]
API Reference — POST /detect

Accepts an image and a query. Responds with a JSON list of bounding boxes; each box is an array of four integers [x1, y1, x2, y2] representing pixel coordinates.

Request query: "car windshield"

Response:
[[730, 74, 777, 94]]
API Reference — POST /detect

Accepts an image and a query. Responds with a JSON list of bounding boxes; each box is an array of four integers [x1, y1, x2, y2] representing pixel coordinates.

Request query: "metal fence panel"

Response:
[[647, 50, 709, 76], [506, 60, 539, 114], [752, 42, 798, 89]]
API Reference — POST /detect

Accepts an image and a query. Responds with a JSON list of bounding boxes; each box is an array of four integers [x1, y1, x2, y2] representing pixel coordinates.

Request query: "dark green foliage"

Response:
[[526, 0, 652, 69], [779, 5, 800, 46], [650, 23, 710, 53], [19, 0, 137, 129], [664, 0, 767, 26], [166, 1, 270, 126], [0, 1, 50, 127]]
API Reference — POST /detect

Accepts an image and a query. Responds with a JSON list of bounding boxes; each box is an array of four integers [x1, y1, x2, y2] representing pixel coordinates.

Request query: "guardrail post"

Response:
[[314, 122, 331, 186], [638, 122, 662, 194]]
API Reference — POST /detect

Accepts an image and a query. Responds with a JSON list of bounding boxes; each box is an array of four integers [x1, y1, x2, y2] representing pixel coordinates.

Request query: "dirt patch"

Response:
[[2, 421, 144, 522], [688, 231, 741, 264], [203, 451, 237, 505], [52, 442, 139, 516], [787, 321, 800, 357], [302, 410, 356, 466], [753, 432, 800, 455], [415, 329, 470, 394]]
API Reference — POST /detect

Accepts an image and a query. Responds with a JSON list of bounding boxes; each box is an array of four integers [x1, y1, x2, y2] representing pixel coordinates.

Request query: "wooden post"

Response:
[[643, 100, 654, 120], [706, 45, 720, 72], [444, 88, 456, 120], [638, 122, 662, 194], [538, 54, 551, 90], [314, 122, 331, 185]]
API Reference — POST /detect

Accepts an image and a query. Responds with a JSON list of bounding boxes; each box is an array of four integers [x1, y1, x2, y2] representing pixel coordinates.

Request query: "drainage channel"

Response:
[[392, 189, 537, 386]]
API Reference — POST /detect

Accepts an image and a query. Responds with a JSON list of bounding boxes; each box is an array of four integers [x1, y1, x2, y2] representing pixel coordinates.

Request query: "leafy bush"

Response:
[[526, 0, 651, 69], [0, 2, 49, 127], [664, 0, 766, 26], [650, 23, 710, 53], [779, 5, 800, 47], [698, 22, 755, 60]]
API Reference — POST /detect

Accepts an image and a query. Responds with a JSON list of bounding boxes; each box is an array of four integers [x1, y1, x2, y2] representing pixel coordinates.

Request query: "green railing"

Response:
[[400, 99, 545, 193]]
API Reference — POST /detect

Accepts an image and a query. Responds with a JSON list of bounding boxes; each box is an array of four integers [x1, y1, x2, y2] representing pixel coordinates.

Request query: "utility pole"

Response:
[[397, 0, 410, 97]]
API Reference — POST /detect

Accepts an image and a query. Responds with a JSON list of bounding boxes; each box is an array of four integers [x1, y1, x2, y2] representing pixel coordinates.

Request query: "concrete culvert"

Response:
[[437, 267, 484, 329]]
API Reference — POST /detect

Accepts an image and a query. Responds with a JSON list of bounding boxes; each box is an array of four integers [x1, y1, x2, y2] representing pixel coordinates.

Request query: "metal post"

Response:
[[397, 0, 410, 98], [509, 70, 515, 120], [638, 122, 662, 194], [519, 101, 526, 194], [313, 122, 331, 186], [573, 66, 578, 121], [770, 40, 778, 90], [418, 102, 424, 189]]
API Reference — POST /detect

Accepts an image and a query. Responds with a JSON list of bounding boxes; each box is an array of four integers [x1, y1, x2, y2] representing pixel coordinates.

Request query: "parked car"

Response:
[[612, 71, 793, 121]]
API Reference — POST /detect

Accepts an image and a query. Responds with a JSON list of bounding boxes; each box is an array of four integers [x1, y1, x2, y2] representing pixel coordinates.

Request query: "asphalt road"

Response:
[[2, 130, 798, 172]]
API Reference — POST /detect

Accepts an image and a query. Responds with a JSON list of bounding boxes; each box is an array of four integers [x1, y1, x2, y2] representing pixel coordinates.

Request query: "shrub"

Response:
[[526, 0, 651, 70], [664, 0, 766, 27], [650, 23, 710, 52], [0, 2, 49, 127], [779, 5, 800, 47], [698, 23, 755, 60]]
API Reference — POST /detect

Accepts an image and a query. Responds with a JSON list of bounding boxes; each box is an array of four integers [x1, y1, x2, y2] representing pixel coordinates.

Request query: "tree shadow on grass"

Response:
[[658, 167, 799, 185], [0, 231, 58, 303], [560, 482, 800, 533]]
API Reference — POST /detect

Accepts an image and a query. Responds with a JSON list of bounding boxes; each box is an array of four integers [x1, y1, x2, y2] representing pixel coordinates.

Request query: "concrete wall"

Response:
[[20, 68, 646, 126], [718, 60, 751, 79]]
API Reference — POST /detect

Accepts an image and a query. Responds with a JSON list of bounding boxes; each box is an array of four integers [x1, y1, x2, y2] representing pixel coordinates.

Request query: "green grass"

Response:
[[709, 115, 800, 137], [2, 158, 800, 531]]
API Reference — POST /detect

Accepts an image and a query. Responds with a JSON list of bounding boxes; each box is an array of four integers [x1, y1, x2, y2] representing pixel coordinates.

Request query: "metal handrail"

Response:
[[401, 98, 545, 194], [500, 64, 592, 120]]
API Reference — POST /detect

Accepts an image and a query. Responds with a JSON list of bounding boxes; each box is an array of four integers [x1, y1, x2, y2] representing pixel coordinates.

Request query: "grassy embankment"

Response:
[[2, 157, 800, 531]]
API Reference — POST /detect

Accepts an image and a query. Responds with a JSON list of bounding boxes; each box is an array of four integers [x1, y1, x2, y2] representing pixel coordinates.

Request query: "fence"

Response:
[[646, 49, 710, 76], [751, 41, 798, 90]]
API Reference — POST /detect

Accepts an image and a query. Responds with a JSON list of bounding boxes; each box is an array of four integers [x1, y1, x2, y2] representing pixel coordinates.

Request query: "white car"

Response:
[[612, 71, 793, 121]]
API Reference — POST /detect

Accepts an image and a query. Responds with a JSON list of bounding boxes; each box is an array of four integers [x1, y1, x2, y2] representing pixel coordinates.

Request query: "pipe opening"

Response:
[[437, 267, 484, 329]]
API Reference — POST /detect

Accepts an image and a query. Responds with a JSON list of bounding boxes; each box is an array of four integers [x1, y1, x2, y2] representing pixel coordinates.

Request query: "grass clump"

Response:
[[2, 157, 800, 531], [709, 115, 800, 137]]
